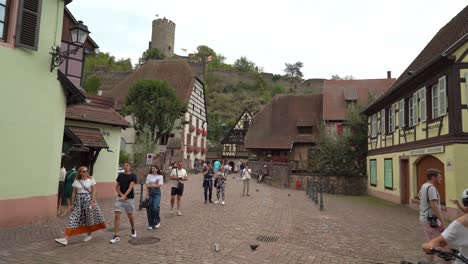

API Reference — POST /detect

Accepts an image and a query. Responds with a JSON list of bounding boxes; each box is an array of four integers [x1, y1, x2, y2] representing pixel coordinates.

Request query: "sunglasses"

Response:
[[82, 170, 88, 173]]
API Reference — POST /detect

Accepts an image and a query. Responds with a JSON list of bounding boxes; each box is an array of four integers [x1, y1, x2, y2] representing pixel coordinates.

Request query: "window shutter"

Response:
[[465, 72, 468, 107], [399, 99, 405, 128], [420, 87, 427, 122], [432, 85, 439, 118], [412, 93, 418, 125], [438, 76, 447, 116], [381, 109, 386, 134], [15, 0, 42, 50]]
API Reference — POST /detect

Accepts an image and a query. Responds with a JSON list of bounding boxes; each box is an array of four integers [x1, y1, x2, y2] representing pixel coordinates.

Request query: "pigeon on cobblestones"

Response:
[[250, 244, 259, 251]]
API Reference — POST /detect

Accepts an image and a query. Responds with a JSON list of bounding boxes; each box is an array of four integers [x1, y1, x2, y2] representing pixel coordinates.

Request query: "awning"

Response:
[[65, 126, 109, 149]]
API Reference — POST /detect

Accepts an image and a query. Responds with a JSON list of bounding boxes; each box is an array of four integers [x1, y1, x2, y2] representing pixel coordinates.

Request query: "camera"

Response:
[[427, 215, 438, 228]]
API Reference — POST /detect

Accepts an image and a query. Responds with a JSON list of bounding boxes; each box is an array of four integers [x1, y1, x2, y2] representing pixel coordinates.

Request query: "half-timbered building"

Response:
[[104, 59, 208, 168], [221, 109, 252, 169], [363, 6, 468, 219]]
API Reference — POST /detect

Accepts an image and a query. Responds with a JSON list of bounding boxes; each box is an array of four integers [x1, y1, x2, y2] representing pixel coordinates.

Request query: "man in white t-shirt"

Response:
[[422, 189, 468, 264], [170, 161, 188, 216], [418, 168, 446, 263]]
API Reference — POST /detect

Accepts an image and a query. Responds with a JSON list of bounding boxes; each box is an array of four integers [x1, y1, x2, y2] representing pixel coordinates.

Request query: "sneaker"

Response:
[[54, 238, 68, 246], [177, 211, 182, 216], [110, 236, 120, 244], [131, 230, 137, 238], [221, 201, 225, 205], [209, 200, 214, 203], [155, 223, 160, 229], [147, 226, 153, 230], [83, 235, 92, 242], [214, 200, 219, 204]]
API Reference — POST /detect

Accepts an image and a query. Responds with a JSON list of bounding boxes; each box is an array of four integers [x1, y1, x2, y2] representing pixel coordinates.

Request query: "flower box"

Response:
[[189, 125, 195, 133], [196, 128, 202, 135], [194, 147, 201, 154], [187, 145, 194, 153], [201, 148, 207, 154], [201, 129, 208, 137]]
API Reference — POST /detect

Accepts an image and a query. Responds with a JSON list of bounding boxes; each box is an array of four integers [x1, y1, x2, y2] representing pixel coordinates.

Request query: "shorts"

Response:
[[421, 222, 442, 241], [115, 198, 135, 213], [171, 185, 184, 196]]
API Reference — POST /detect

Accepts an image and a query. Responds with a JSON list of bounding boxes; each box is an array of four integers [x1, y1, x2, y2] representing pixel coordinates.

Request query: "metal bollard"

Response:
[[138, 183, 144, 210], [314, 182, 318, 205]]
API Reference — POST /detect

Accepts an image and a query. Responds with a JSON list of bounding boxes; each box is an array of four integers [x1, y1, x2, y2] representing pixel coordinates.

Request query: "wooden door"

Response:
[[416, 155, 446, 205], [400, 159, 410, 204]]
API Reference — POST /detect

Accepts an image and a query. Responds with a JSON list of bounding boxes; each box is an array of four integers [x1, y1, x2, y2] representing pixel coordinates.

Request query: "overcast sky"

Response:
[[68, 0, 467, 80]]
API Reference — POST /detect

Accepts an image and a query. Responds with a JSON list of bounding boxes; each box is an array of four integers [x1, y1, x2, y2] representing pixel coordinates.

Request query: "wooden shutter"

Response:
[[465, 73, 468, 107], [15, 0, 42, 50], [399, 99, 405, 128], [420, 87, 427, 122], [412, 93, 418, 125], [381, 109, 386, 134], [438, 76, 447, 116]]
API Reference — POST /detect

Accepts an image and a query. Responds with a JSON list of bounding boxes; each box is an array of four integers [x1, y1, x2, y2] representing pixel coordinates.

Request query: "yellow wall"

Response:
[[367, 144, 466, 210], [455, 42, 468, 133]]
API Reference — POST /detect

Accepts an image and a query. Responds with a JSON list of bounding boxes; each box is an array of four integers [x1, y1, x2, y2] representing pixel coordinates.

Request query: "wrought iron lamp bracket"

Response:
[[50, 45, 80, 72]]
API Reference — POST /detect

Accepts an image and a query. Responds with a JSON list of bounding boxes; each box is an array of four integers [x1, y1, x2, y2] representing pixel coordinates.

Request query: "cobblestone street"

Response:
[[0, 174, 426, 264]]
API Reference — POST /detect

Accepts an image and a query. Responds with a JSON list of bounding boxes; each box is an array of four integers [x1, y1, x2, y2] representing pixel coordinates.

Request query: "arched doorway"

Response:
[[416, 155, 446, 205]]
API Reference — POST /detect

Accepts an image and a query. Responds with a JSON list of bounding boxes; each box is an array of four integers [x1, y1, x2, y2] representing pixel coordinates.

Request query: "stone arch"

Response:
[[415, 155, 446, 205]]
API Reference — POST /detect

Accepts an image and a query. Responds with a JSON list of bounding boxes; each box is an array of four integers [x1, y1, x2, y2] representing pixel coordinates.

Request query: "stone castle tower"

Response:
[[150, 18, 175, 58]]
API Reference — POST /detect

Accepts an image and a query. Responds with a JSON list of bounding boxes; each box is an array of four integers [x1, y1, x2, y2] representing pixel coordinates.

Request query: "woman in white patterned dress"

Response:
[[55, 166, 106, 246]]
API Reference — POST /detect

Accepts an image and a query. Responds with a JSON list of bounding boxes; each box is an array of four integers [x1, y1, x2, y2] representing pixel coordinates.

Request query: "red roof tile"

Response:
[[66, 104, 129, 127], [366, 5, 468, 112], [245, 94, 323, 150], [103, 59, 197, 109], [66, 126, 108, 148], [323, 79, 395, 121]]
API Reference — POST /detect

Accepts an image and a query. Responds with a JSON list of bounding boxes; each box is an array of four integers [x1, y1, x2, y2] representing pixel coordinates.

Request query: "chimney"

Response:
[[97, 90, 103, 96], [387, 71, 392, 79]]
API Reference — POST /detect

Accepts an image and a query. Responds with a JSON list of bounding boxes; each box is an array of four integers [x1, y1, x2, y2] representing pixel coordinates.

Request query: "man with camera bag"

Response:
[[418, 168, 447, 263], [170, 161, 188, 216]]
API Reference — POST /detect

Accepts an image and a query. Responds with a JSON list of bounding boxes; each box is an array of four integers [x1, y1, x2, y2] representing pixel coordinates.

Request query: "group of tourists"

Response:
[[54, 161, 188, 246], [418, 168, 468, 263]]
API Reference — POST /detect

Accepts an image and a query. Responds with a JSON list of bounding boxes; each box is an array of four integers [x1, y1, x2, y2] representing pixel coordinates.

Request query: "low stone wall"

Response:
[[248, 161, 291, 188], [290, 174, 367, 196]]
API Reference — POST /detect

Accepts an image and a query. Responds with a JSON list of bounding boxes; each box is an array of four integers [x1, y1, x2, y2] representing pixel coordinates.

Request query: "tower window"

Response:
[[168, 46, 171, 51]]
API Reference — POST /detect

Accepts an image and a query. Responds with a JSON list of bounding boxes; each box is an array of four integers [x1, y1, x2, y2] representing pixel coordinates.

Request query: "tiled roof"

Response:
[[65, 126, 108, 148], [323, 79, 395, 121], [245, 94, 323, 150], [86, 95, 115, 108], [66, 104, 129, 127], [103, 59, 197, 109], [94, 70, 133, 92], [365, 5, 468, 112]]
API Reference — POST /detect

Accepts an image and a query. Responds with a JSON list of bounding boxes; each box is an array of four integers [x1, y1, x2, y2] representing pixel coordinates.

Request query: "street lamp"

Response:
[[50, 21, 90, 72]]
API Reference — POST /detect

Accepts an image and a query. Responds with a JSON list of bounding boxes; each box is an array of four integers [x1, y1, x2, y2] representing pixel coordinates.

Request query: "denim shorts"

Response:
[[115, 198, 135, 213]]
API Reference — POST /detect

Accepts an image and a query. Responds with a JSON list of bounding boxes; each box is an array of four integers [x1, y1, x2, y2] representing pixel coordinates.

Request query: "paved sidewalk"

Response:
[[0, 173, 426, 264]]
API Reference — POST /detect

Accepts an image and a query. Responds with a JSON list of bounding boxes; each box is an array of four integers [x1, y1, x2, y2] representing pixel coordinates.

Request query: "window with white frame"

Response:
[[432, 84, 439, 118], [389, 105, 395, 132], [399, 99, 405, 128], [0, 0, 8, 41], [419, 87, 427, 122], [371, 114, 377, 138], [432, 76, 447, 119], [380, 109, 385, 135], [409, 97, 414, 127]]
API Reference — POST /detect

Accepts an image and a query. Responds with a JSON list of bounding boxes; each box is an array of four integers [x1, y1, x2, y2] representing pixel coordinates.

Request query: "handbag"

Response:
[[176, 168, 184, 189], [141, 198, 150, 209], [425, 185, 439, 228]]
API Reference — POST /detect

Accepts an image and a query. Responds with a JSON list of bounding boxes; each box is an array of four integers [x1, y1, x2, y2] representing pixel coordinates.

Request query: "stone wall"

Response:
[[290, 174, 367, 196], [248, 161, 291, 188]]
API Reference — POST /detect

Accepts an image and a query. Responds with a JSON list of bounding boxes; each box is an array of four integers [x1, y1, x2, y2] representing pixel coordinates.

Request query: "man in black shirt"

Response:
[[110, 162, 137, 244], [202, 161, 214, 204]]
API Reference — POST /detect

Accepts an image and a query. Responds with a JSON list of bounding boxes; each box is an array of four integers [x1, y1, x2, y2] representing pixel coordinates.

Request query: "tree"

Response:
[[189, 45, 230, 70], [233, 56, 257, 73], [119, 150, 130, 164], [138, 48, 165, 66], [284, 62, 304, 78], [83, 76, 101, 95], [123, 80, 187, 144], [84, 52, 133, 76], [131, 125, 157, 166], [331, 74, 355, 80], [309, 103, 367, 176]]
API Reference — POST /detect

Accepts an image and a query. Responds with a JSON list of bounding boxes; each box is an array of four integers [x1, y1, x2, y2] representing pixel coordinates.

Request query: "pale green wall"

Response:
[[0, 1, 66, 199], [65, 121, 122, 183]]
